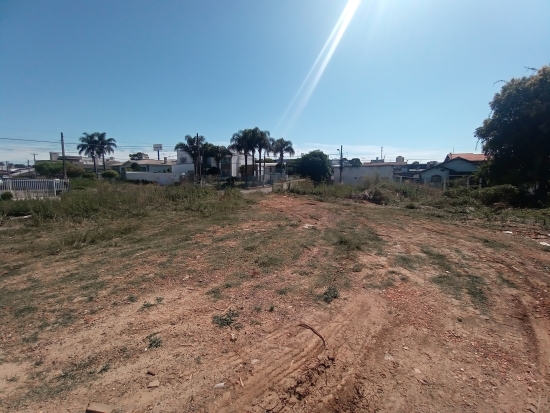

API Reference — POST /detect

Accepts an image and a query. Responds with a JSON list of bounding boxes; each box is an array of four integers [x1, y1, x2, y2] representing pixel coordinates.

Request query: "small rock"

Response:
[[86, 402, 115, 413], [457, 317, 463, 322], [213, 382, 225, 389], [288, 396, 299, 405], [230, 333, 237, 342], [414, 368, 421, 374], [540, 242, 550, 247], [147, 380, 160, 388], [146, 369, 156, 376], [503, 231, 513, 234], [251, 359, 260, 365], [403, 346, 409, 350]]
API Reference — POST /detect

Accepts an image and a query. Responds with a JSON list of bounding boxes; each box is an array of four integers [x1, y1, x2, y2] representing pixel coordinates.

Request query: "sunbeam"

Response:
[[277, 0, 361, 135]]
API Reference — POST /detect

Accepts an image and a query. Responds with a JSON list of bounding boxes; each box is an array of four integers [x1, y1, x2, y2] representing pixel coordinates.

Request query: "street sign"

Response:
[[153, 144, 163, 151]]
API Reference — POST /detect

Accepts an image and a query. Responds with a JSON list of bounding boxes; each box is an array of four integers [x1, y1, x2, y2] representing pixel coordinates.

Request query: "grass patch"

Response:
[[322, 286, 339, 303], [497, 273, 517, 288], [393, 254, 423, 270], [421, 246, 454, 272], [147, 333, 162, 348], [206, 287, 222, 300], [431, 273, 489, 308], [212, 310, 240, 328]]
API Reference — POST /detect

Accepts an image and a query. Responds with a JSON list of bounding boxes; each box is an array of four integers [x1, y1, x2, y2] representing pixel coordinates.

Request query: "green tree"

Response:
[[252, 128, 270, 181], [174, 135, 205, 175], [129, 152, 146, 160], [130, 162, 141, 171], [272, 138, 295, 164], [35, 161, 84, 178], [229, 130, 251, 182], [95, 133, 117, 171], [295, 150, 332, 183], [77, 132, 100, 175], [475, 65, 550, 199], [350, 158, 362, 167], [212, 146, 232, 176], [101, 170, 119, 179]]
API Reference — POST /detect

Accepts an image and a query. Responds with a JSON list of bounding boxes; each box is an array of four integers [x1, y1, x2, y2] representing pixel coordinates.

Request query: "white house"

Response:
[[334, 161, 407, 185], [419, 156, 484, 185]]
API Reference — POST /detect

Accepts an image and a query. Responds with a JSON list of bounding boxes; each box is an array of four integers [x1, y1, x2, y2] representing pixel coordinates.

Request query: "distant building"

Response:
[[444, 153, 486, 164]]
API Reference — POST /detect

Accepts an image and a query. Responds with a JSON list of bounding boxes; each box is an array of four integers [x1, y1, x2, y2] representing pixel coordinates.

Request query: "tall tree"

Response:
[[295, 150, 332, 183], [213, 146, 232, 176], [95, 132, 117, 171], [229, 130, 251, 183], [77, 132, 100, 175], [252, 128, 270, 181], [174, 135, 205, 175], [475, 65, 550, 199], [272, 138, 296, 165]]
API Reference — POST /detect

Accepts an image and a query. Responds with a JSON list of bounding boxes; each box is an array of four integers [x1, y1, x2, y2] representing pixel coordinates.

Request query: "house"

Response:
[[444, 153, 486, 164], [48, 152, 122, 172], [335, 158, 407, 184], [419, 154, 486, 185]]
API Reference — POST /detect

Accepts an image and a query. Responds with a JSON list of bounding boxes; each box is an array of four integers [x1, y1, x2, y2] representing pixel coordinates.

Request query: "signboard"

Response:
[[153, 144, 163, 151]]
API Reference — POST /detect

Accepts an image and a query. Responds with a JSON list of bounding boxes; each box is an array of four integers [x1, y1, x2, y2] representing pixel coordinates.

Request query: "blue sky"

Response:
[[1, 0, 549, 164]]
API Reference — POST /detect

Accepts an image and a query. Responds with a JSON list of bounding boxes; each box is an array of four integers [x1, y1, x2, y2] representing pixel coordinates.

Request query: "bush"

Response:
[[82, 172, 97, 180], [1, 192, 14, 201], [101, 170, 119, 179], [477, 185, 520, 206]]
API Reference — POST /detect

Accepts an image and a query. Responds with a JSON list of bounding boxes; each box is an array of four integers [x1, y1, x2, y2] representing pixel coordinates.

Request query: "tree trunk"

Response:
[[93, 156, 97, 176], [258, 149, 262, 183], [103, 154, 106, 171], [244, 154, 248, 185]]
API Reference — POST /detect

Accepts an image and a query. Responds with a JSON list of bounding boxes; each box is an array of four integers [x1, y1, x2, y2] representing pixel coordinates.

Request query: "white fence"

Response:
[[0, 179, 70, 199]]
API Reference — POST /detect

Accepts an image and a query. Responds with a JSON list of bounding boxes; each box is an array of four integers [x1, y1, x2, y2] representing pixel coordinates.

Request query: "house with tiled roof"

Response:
[[420, 154, 486, 185]]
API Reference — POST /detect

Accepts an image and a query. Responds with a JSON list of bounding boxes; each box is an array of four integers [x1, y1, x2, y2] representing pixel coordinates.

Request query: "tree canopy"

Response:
[[475, 65, 550, 198], [350, 158, 362, 167], [35, 161, 85, 178], [294, 150, 332, 183], [77, 132, 116, 175]]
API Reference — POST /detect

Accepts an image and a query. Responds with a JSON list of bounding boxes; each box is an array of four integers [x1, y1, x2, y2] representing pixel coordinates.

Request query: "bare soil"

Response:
[[1, 194, 550, 412]]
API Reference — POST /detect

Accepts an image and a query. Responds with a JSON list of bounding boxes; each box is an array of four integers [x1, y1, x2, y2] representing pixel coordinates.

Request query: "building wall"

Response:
[[124, 172, 182, 185], [172, 163, 195, 175], [419, 158, 478, 184], [335, 165, 401, 185]]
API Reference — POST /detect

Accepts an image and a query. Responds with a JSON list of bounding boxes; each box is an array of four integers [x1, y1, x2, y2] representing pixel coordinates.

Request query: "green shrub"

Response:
[[82, 172, 97, 180], [1, 192, 14, 201], [101, 170, 119, 179], [476, 185, 519, 206]]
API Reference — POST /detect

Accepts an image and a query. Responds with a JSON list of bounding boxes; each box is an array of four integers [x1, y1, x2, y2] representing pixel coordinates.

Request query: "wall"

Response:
[[335, 165, 401, 185], [172, 163, 195, 175], [124, 172, 182, 185]]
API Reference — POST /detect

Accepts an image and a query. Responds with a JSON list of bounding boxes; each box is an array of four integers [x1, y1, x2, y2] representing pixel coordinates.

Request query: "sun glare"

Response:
[[277, 0, 362, 135]]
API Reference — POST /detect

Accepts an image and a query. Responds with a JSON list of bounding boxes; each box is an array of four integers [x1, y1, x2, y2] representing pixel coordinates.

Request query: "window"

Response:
[[431, 175, 442, 183]]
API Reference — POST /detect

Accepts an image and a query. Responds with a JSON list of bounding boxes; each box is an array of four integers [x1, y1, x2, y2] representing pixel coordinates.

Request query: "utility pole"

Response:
[[6, 160, 11, 178], [31, 153, 38, 178], [27, 159, 31, 177], [381, 146, 383, 161], [339, 145, 343, 184], [61, 133, 67, 179], [196, 133, 201, 184]]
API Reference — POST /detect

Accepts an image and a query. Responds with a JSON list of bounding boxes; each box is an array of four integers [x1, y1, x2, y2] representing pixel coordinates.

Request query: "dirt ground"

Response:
[[1, 194, 550, 412]]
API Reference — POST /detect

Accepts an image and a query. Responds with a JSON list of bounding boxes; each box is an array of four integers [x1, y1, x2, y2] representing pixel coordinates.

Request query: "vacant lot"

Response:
[[1, 185, 549, 412]]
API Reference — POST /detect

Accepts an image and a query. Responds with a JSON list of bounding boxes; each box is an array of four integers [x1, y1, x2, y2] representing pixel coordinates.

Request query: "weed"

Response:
[[268, 305, 275, 312], [276, 287, 291, 295], [322, 286, 339, 303], [147, 333, 162, 348], [98, 363, 110, 373], [34, 359, 43, 367], [195, 356, 202, 364], [352, 263, 363, 272], [141, 301, 155, 310], [155, 296, 163, 304], [23, 332, 39, 343], [400, 275, 409, 282], [207, 287, 222, 300], [421, 246, 454, 272], [497, 273, 517, 288], [253, 306, 262, 312], [366, 277, 395, 289], [212, 310, 239, 328], [393, 254, 422, 270], [14, 305, 37, 318], [465, 276, 488, 307], [250, 319, 261, 325], [7, 375, 19, 382]]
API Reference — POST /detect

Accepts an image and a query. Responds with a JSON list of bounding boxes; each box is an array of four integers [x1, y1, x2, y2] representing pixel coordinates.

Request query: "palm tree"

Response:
[[95, 132, 117, 171], [272, 138, 295, 173], [174, 135, 205, 175], [77, 132, 100, 175], [229, 130, 251, 183], [253, 128, 270, 182], [213, 146, 232, 177]]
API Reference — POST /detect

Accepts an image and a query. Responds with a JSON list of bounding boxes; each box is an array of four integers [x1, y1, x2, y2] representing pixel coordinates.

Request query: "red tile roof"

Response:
[[445, 153, 486, 162]]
